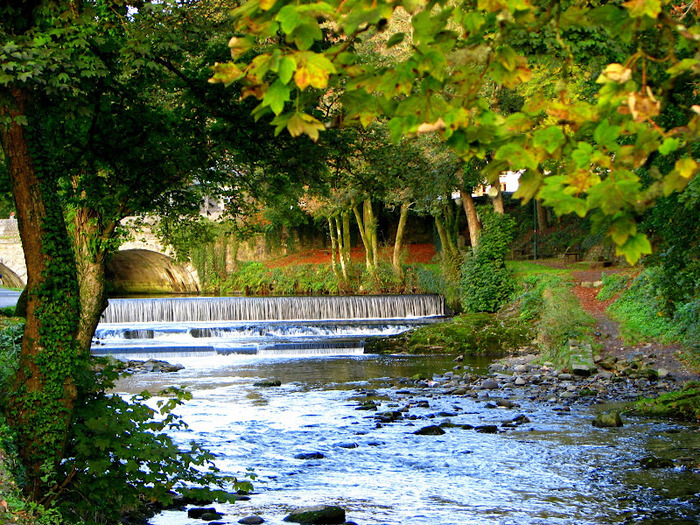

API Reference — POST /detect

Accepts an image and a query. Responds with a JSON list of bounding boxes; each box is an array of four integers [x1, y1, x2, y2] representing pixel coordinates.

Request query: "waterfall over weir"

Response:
[[101, 294, 445, 324], [94, 295, 446, 358]]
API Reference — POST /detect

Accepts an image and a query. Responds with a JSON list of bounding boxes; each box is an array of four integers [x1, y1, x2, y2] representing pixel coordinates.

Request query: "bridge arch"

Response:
[[106, 249, 200, 295], [0, 263, 24, 289]]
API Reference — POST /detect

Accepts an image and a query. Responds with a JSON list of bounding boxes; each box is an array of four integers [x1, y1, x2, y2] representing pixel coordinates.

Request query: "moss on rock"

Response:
[[631, 382, 700, 421]]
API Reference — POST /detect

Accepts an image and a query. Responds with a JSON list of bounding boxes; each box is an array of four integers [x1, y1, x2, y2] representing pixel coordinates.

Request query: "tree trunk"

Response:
[[352, 203, 372, 271], [0, 86, 81, 500], [490, 183, 505, 214], [459, 189, 481, 247], [435, 213, 459, 276], [353, 199, 378, 273], [334, 215, 349, 281], [392, 201, 410, 277], [328, 217, 340, 280], [365, 200, 379, 269], [341, 210, 352, 271]]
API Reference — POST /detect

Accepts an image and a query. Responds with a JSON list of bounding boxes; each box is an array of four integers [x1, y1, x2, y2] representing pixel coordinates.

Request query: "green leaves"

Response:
[[594, 119, 622, 150], [533, 127, 566, 155], [221, 0, 700, 265], [263, 80, 292, 115]]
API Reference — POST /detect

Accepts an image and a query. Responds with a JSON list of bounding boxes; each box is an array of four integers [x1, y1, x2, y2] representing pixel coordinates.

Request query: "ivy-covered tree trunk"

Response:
[[365, 200, 379, 269], [392, 201, 410, 277], [332, 215, 349, 281], [434, 209, 461, 279], [341, 210, 352, 270], [70, 203, 118, 355], [0, 86, 82, 500]]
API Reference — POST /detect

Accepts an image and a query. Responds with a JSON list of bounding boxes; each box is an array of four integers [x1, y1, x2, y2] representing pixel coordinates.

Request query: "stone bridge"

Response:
[[0, 218, 200, 294]]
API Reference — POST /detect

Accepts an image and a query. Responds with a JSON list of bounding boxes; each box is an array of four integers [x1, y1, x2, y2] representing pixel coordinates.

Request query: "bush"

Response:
[[460, 209, 517, 313], [0, 321, 23, 398], [58, 379, 235, 524], [674, 298, 700, 351], [537, 280, 595, 363], [366, 311, 532, 355]]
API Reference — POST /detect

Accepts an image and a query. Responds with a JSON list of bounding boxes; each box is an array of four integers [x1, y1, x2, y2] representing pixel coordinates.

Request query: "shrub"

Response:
[[57, 379, 236, 524], [513, 274, 595, 367], [674, 298, 700, 351], [0, 321, 23, 398], [460, 209, 517, 313]]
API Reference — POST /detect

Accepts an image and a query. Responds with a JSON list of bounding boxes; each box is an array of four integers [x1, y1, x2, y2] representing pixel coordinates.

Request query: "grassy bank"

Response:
[[368, 263, 597, 372]]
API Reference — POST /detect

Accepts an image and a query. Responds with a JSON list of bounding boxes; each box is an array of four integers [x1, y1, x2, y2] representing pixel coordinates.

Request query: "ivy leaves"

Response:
[[213, 0, 699, 264]]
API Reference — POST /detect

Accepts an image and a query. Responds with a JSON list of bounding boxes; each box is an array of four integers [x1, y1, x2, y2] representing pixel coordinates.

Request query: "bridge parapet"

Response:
[[0, 219, 19, 241]]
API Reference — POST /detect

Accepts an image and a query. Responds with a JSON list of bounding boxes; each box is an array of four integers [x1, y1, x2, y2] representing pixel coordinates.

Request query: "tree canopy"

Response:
[[211, 0, 700, 264]]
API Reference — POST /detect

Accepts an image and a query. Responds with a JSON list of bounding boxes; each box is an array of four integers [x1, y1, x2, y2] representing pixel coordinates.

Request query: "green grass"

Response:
[[366, 311, 532, 356], [607, 268, 682, 345]]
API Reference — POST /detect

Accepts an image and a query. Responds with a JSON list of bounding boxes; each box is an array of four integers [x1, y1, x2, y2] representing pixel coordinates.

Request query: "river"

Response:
[[97, 296, 700, 525]]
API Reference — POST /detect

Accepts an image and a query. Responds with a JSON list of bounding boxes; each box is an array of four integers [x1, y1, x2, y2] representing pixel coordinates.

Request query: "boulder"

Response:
[[253, 380, 282, 387], [640, 456, 674, 469], [187, 507, 218, 519], [592, 411, 623, 428], [239, 517, 265, 524], [481, 379, 499, 390], [413, 425, 446, 435], [474, 425, 499, 434], [283, 505, 346, 524], [374, 410, 403, 423], [294, 452, 325, 460]]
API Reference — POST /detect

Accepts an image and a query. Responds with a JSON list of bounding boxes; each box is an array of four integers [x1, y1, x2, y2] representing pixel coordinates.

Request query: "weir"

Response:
[[101, 294, 446, 324]]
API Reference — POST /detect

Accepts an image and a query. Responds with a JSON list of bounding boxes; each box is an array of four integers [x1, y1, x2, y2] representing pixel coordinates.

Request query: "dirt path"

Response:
[[570, 268, 699, 383]]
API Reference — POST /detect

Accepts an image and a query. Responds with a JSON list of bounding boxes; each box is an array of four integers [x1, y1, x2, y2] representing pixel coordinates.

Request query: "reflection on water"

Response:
[[111, 354, 700, 525]]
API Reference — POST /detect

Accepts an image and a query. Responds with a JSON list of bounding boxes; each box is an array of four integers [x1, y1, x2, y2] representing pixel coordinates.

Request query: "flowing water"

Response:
[[98, 296, 700, 525]]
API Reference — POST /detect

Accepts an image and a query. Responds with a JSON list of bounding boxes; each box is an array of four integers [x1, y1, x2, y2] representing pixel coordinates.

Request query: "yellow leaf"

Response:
[[596, 63, 632, 84], [293, 53, 336, 90], [294, 66, 311, 90], [623, 0, 661, 18], [260, 0, 276, 10], [287, 112, 325, 141], [208, 62, 244, 86], [676, 158, 698, 179]]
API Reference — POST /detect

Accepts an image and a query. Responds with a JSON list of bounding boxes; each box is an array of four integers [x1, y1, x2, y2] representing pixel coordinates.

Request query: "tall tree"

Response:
[[1, 0, 330, 502]]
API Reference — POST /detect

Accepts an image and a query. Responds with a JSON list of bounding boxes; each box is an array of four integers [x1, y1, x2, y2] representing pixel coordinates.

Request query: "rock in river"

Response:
[[413, 425, 446, 435], [592, 411, 623, 428], [283, 505, 346, 524], [239, 516, 265, 524], [294, 452, 325, 460]]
